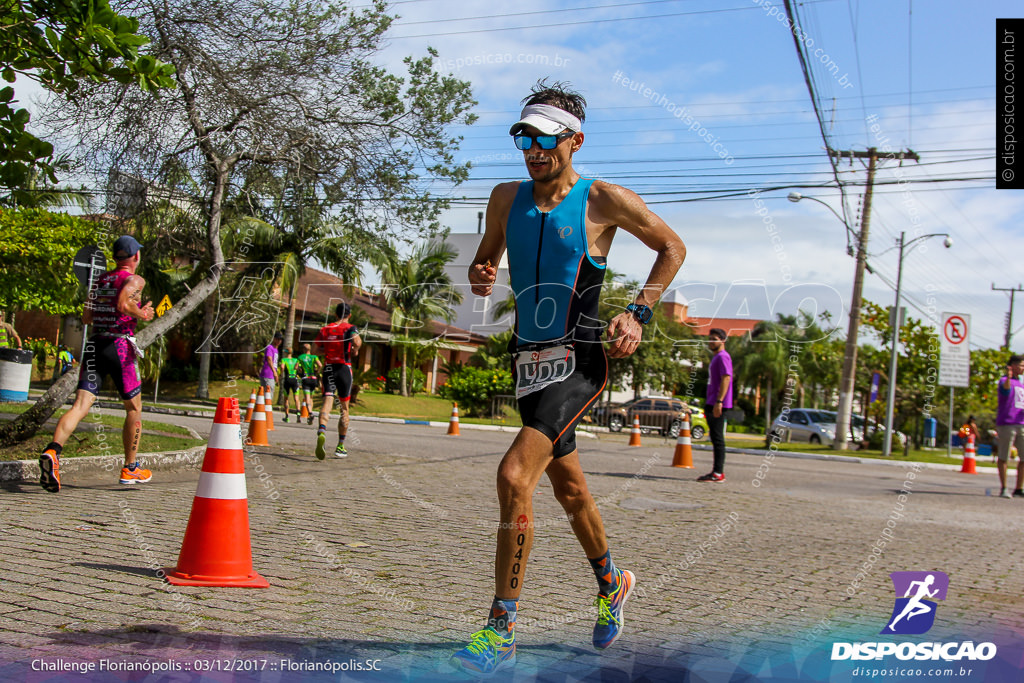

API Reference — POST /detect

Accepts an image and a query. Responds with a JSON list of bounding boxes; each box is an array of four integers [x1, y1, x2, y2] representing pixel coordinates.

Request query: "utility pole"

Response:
[[992, 283, 1024, 350], [828, 147, 919, 451]]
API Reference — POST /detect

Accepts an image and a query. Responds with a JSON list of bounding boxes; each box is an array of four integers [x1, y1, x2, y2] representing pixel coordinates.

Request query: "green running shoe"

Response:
[[451, 627, 515, 675], [315, 431, 326, 460]]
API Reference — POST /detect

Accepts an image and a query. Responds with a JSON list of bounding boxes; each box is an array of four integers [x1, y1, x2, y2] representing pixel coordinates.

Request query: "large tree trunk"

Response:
[[400, 345, 409, 397], [280, 281, 298, 407], [195, 293, 216, 399]]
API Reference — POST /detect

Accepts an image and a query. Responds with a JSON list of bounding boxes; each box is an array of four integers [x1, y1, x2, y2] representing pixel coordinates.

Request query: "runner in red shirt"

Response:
[[313, 302, 361, 459]]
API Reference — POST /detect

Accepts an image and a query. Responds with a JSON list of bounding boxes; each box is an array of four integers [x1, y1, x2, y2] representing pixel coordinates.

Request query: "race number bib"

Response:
[[514, 345, 575, 399]]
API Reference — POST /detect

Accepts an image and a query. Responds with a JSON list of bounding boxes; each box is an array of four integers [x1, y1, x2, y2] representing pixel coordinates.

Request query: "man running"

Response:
[[278, 347, 301, 423], [314, 302, 361, 459], [297, 342, 323, 425], [452, 81, 686, 674], [39, 235, 156, 492], [260, 331, 282, 404]]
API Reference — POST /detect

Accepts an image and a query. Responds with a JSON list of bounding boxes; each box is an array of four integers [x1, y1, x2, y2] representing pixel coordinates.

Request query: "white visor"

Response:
[[509, 104, 582, 136]]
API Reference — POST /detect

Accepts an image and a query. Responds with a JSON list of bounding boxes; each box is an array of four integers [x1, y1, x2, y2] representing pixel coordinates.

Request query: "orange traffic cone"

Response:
[[672, 414, 694, 468], [166, 397, 269, 588], [264, 390, 275, 431], [300, 402, 310, 421], [447, 402, 460, 436], [960, 432, 977, 474], [245, 389, 270, 446], [628, 415, 642, 447], [240, 389, 254, 421]]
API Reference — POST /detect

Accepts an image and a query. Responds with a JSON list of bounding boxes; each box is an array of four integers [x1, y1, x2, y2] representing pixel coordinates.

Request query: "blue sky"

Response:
[[369, 0, 1018, 351], [12, 1, 1017, 349]]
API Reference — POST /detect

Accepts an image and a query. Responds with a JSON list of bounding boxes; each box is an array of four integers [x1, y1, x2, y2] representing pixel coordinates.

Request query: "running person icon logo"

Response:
[[882, 571, 949, 635]]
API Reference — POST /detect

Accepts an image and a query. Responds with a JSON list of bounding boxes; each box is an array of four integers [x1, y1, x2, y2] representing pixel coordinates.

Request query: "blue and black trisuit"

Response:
[[506, 177, 608, 457]]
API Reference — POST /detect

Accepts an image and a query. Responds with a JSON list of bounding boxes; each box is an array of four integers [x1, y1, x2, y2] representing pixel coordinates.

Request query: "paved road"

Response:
[[1, 407, 1022, 682]]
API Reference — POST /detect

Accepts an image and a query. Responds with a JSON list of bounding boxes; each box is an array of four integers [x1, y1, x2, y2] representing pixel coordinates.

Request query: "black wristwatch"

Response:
[[626, 303, 653, 325]]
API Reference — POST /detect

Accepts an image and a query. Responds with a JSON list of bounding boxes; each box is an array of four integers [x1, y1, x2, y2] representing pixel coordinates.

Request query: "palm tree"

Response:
[[735, 320, 792, 431], [0, 165, 91, 211], [374, 242, 463, 396]]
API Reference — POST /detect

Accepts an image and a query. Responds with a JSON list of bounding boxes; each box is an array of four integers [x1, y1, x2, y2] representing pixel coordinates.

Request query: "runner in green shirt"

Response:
[[297, 342, 323, 425], [278, 347, 302, 423]]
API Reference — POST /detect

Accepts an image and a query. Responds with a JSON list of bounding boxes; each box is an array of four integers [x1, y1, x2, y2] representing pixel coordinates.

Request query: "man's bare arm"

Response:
[[469, 183, 517, 296], [116, 275, 154, 322]]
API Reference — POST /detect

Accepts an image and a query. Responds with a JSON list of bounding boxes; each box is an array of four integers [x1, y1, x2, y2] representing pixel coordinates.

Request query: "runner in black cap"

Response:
[[39, 235, 156, 492]]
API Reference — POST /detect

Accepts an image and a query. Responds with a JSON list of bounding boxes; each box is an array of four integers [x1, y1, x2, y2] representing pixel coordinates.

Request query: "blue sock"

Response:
[[487, 597, 517, 635], [317, 424, 326, 434], [588, 550, 619, 596]]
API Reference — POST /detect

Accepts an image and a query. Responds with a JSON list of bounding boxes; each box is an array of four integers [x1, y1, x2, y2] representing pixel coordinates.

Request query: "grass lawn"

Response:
[[725, 436, 1000, 469], [0, 403, 201, 461]]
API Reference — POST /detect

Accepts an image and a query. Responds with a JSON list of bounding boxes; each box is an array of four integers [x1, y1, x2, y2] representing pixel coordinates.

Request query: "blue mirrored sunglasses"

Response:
[[513, 131, 574, 150]]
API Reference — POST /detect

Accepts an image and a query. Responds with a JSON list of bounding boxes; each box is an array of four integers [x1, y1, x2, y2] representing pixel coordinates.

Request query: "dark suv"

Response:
[[600, 397, 707, 439]]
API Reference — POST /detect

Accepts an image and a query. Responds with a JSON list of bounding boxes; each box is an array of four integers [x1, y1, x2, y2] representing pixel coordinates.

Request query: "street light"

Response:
[[788, 192, 857, 256], [881, 231, 953, 457], [788, 191, 867, 450]]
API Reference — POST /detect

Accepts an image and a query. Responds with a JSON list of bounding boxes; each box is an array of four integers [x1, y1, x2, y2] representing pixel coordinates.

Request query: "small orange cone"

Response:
[[672, 413, 694, 468], [300, 402, 310, 421], [243, 389, 256, 423], [166, 397, 269, 588], [628, 415, 642, 447], [245, 389, 270, 446], [447, 402, 460, 436], [264, 390, 275, 431], [960, 432, 977, 474]]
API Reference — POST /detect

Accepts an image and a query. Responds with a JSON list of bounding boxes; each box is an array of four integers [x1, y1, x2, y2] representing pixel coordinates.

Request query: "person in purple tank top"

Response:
[[996, 354, 1024, 499], [698, 328, 733, 483], [38, 235, 155, 493], [260, 331, 283, 403]]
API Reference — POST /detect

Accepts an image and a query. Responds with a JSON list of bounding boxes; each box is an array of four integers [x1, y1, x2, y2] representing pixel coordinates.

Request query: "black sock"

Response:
[[487, 597, 517, 635], [318, 424, 326, 434], [338, 434, 346, 444], [588, 549, 619, 596], [44, 442, 62, 456]]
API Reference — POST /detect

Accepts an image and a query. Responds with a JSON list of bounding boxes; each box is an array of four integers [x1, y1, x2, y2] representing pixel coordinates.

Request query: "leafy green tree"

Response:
[[375, 242, 463, 397], [1, 0, 175, 187], [0, 208, 104, 315], [860, 300, 943, 446], [2, 0, 474, 445]]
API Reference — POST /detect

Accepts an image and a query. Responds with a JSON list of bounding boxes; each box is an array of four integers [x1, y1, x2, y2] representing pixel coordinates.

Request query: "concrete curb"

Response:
[[689, 443, 998, 474], [0, 445, 208, 483]]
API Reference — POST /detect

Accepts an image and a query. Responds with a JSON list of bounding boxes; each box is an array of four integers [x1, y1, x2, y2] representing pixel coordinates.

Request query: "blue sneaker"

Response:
[[593, 569, 635, 649], [315, 432, 326, 460], [451, 627, 516, 675]]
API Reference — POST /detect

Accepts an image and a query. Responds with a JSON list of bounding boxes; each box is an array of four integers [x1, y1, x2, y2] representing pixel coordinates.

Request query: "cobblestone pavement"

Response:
[[1, 409, 1022, 682]]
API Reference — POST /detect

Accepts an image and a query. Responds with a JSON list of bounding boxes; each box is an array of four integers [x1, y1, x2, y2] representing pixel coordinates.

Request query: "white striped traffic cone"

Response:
[[166, 397, 269, 588], [246, 388, 270, 446], [672, 414, 694, 468]]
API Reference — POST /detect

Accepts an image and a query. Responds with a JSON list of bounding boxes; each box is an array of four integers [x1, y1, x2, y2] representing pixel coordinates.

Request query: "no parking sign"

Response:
[[939, 313, 970, 387]]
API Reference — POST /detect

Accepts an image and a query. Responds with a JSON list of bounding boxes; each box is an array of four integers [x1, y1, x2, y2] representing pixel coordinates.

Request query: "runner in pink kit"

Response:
[[38, 235, 156, 492]]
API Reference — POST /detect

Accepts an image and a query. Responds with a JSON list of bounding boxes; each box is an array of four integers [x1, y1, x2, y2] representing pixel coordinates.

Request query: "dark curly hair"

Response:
[[521, 79, 587, 123]]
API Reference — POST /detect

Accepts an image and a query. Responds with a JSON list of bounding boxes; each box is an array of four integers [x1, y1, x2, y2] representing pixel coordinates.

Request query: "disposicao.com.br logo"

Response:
[[832, 571, 997, 662]]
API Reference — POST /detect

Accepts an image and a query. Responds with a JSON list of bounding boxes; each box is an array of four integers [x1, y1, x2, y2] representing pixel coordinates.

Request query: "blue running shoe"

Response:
[[451, 627, 516, 675], [593, 568, 635, 649], [315, 432, 327, 460]]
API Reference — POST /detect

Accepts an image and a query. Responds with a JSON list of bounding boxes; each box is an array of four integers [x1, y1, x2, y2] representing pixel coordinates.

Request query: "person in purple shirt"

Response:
[[698, 328, 732, 483], [260, 331, 283, 403], [996, 353, 1024, 499]]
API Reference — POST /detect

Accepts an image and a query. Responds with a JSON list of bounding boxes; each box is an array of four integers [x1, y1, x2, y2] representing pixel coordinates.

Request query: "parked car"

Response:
[[766, 408, 842, 446], [601, 397, 708, 439], [766, 408, 902, 447]]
